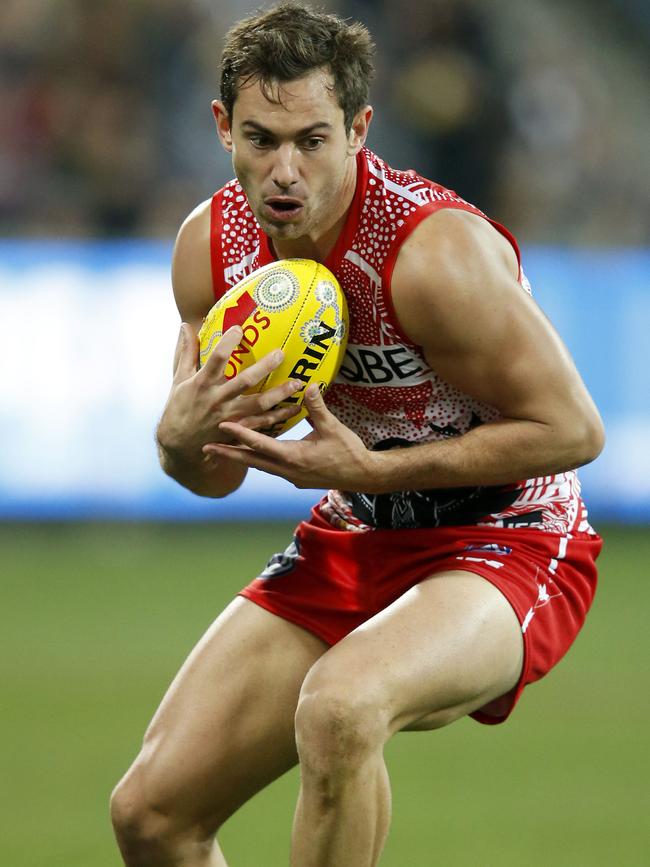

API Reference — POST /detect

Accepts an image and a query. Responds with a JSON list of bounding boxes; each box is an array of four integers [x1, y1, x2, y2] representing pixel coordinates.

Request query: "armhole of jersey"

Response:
[[382, 202, 523, 343], [209, 192, 224, 301]]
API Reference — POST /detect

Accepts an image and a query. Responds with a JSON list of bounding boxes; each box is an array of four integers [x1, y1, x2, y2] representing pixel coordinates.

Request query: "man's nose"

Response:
[[271, 144, 299, 189]]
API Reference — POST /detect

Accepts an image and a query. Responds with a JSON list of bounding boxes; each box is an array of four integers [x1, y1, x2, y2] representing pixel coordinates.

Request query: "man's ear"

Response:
[[347, 105, 373, 155], [212, 100, 233, 152]]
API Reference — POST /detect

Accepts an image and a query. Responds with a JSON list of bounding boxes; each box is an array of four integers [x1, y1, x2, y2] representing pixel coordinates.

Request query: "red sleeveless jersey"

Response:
[[209, 148, 594, 537]]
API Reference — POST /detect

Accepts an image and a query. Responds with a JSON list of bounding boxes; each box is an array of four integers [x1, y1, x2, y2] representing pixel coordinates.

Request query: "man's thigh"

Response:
[[121, 596, 328, 830], [302, 570, 524, 734]]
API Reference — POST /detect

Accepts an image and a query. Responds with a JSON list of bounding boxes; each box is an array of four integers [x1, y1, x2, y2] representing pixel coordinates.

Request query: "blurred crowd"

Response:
[[2, 0, 648, 243]]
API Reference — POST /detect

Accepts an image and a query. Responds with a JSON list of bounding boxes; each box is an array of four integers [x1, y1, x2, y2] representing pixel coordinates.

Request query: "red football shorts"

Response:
[[239, 504, 602, 724]]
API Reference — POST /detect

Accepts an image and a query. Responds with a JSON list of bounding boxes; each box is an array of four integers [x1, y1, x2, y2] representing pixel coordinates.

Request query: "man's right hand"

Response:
[[156, 323, 301, 495]]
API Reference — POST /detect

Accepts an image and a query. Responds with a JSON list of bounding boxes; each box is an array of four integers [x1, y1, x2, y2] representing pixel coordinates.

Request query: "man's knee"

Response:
[[111, 768, 167, 860], [110, 763, 206, 866], [294, 672, 389, 777]]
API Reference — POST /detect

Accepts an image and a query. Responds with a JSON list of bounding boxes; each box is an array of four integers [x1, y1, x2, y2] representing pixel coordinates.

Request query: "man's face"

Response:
[[214, 69, 367, 245]]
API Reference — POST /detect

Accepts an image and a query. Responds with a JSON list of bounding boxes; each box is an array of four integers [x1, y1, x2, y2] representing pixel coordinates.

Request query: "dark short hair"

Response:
[[220, 2, 374, 132]]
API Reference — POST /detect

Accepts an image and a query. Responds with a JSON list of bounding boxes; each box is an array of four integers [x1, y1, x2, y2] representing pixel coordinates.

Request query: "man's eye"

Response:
[[301, 137, 325, 151], [249, 135, 272, 148]]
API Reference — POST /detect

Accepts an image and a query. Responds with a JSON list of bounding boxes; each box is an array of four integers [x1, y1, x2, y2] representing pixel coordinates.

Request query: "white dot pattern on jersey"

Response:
[[210, 150, 587, 536], [221, 184, 258, 267], [216, 153, 503, 448], [323, 152, 501, 448]]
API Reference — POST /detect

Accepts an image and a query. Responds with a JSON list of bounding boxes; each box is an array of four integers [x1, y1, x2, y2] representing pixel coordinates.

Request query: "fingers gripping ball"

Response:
[[198, 260, 349, 434]]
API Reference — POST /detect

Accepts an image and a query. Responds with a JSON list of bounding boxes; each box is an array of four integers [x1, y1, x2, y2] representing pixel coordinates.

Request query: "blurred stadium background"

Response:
[[1, 1, 648, 865]]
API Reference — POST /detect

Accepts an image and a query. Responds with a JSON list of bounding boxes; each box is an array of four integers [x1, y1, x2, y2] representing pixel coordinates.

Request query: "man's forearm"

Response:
[[366, 416, 603, 494], [157, 439, 247, 498]]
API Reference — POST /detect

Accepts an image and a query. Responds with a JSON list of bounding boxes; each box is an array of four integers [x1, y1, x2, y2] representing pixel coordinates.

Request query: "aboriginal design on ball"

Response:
[[253, 269, 300, 312], [198, 328, 222, 365], [300, 318, 326, 345], [334, 320, 347, 344], [314, 280, 338, 306], [305, 277, 348, 346]]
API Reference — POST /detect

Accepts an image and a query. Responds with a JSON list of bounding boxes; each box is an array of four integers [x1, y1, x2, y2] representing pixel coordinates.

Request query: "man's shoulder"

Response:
[[390, 207, 522, 352], [407, 208, 513, 258], [172, 199, 214, 326], [396, 209, 519, 300], [173, 199, 212, 281], [177, 198, 212, 241]]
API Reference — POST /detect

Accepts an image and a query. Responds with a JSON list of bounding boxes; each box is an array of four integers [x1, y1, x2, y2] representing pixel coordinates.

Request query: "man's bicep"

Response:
[[425, 286, 579, 423]]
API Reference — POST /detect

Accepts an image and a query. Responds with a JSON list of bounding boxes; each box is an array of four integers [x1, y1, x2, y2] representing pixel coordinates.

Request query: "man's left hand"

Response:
[[202, 385, 378, 491]]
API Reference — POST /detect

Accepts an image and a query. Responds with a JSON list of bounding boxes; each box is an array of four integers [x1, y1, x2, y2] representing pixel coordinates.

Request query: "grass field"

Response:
[[2, 522, 648, 867]]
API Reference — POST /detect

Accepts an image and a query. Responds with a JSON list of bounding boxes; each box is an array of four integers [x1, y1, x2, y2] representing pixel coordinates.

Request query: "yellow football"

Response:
[[198, 259, 348, 434]]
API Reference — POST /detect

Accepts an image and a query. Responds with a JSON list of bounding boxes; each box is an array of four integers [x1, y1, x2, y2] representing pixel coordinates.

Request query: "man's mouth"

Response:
[[264, 197, 304, 221]]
